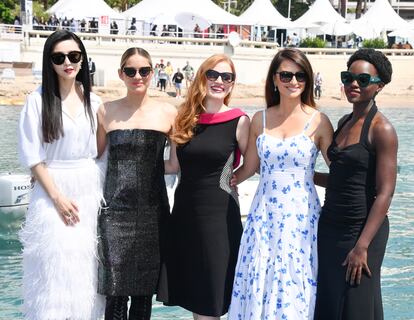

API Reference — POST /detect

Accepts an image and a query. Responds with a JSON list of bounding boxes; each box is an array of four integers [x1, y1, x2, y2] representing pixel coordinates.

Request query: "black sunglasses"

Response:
[[51, 51, 82, 65], [206, 69, 235, 84], [340, 71, 382, 88], [275, 71, 307, 83], [123, 66, 152, 78]]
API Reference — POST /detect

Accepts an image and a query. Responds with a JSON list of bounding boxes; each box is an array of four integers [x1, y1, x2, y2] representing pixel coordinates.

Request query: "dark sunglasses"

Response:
[[206, 69, 235, 83], [51, 51, 82, 65], [340, 71, 382, 88], [123, 66, 152, 78], [275, 71, 307, 83]]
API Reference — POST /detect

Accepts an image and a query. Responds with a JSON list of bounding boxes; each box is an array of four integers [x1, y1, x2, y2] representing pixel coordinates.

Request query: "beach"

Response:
[[1, 75, 413, 108]]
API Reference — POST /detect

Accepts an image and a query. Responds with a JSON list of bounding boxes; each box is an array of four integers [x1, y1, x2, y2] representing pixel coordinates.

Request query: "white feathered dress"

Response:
[[18, 88, 104, 320]]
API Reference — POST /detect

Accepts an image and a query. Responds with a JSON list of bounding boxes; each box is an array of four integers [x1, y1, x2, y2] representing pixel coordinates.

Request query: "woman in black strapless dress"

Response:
[[96, 47, 177, 320], [314, 49, 398, 320]]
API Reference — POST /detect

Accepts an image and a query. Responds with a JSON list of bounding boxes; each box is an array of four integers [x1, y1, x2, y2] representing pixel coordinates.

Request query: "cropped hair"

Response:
[[172, 54, 236, 145], [41, 30, 93, 143], [265, 48, 315, 109], [347, 48, 392, 84]]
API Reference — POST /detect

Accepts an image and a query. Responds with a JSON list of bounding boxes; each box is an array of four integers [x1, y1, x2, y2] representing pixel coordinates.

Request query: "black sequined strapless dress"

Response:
[[97, 129, 170, 296]]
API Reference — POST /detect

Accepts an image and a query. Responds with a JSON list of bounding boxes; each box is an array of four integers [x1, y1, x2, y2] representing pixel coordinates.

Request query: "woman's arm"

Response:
[[236, 115, 250, 155], [343, 117, 398, 286], [234, 111, 262, 184], [314, 112, 334, 187], [165, 140, 180, 174], [97, 104, 107, 158]]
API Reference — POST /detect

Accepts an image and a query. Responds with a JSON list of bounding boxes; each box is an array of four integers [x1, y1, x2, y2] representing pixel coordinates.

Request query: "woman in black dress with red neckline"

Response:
[[157, 54, 250, 320], [314, 49, 398, 320]]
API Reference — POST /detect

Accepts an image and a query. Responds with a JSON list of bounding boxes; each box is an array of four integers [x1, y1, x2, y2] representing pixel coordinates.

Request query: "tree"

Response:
[[0, 0, 18, 24], [104, 0, 141, 11], [213, 0, 312, 20]]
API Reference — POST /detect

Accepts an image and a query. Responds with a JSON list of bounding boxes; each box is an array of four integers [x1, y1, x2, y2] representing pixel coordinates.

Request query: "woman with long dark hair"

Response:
[[96, 47, 176, 319], [314, 49, 398, 320], [227, 48, 333, 319], [18, 30, 104, 319], [157, 54, 250, 320]]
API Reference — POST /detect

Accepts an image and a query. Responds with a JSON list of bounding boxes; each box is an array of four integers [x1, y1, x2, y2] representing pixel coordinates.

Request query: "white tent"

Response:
[[293, 0, 345, 27], [122, 0, 243, 26], [351, 0, 411, 39], [48, 0, 124, 20], [239, 0, 292, 28]]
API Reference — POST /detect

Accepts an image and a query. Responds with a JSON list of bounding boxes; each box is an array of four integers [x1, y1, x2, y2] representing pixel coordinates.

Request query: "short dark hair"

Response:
[[265, 48, 315, 108], [41, 30, 93, 143], [347, 49, 392, 84]]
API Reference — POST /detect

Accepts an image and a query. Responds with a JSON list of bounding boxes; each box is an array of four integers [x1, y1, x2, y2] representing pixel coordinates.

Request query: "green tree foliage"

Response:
[[212, 0, 311, 20], [0, 0, 19, 24], [104, 0, 141, 11]]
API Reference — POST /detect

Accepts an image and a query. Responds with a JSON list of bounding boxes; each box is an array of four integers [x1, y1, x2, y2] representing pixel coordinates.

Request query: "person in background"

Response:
[[88, 57, 96, 87], [96, 47, 176, 319], [314, 49, 398, 320], [157, 54, 250, 320], [158, 65, 168, 92], [182, 60, 194, 89], [194, 23, 201, 38], [18, 29, 104, 320], [228, 48, 333, 320], [165, 61, 174, 88], [110, 21, 118, 41], [314, 71, 322, 99], [172, 67, 184, 98]]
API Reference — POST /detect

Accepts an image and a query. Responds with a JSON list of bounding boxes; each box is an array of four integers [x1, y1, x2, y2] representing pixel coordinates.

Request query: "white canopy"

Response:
[[48, 0, 124, 20], [122, 0, 243, 26], [294, 0, 345, 27], [239, 0, 292, 28], [351, 0, 411, 39]]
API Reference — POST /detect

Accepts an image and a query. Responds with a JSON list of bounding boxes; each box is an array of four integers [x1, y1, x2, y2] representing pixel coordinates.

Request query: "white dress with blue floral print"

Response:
[[228, 110, 321, 320]]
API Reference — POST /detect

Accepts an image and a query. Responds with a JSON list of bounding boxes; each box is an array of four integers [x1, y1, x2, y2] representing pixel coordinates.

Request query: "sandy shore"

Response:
[[1, 76, 413, 108]]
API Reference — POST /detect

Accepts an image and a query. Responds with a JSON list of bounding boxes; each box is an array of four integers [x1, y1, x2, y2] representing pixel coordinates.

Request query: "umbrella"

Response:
[[388, 28, 414, 38], [175, 12, 211, 31], [320, 20, 354, 36]]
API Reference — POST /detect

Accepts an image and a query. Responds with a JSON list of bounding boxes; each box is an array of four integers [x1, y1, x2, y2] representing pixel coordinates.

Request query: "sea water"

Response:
[[0, 105, 412, 319]]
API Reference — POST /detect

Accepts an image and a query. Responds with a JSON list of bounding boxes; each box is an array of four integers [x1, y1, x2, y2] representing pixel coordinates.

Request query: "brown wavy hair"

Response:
[[265, 48, 315, 109], [172, 54, 236, 145]]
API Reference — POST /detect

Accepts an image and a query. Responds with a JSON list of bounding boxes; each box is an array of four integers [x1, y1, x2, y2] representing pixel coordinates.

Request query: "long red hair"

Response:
[[172, 54, 236, 145]]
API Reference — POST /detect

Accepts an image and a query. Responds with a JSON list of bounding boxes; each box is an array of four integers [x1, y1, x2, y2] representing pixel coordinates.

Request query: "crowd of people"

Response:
[[18, 29, 398, 320]]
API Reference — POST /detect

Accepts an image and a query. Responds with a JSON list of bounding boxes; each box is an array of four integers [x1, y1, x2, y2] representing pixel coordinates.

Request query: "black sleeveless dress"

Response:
[[97, 129, 170, 296], [314, 104, 389, 320], [157, 109, 246, 316]]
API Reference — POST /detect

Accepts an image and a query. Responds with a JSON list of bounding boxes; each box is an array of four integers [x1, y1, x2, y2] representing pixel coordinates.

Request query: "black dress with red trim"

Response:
[[157, 108, 247, 316]]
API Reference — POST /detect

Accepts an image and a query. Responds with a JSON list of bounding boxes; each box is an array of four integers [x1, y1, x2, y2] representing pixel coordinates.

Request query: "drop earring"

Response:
[[274, 85, 278, 92]]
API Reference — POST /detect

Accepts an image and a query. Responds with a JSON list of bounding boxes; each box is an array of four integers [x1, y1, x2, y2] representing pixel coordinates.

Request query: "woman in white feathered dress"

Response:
[[18, 30, 104, 319]]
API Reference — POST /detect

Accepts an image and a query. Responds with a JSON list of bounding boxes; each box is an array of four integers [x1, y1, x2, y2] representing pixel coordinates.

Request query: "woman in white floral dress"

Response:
[[228, 49, 333, 320]]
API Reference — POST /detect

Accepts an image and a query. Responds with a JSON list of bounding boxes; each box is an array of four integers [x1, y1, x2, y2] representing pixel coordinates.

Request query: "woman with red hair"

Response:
[[157, 54, 250, 320]]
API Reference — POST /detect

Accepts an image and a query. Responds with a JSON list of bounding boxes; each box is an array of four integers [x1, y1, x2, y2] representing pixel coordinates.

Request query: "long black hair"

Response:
[[41, 30, 93, 143], [265, 48, 315, 109]]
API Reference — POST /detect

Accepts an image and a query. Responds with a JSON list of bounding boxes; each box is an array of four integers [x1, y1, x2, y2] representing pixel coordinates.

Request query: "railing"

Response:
[[0, 26, 412, 56], [0, 24, 23, 40]]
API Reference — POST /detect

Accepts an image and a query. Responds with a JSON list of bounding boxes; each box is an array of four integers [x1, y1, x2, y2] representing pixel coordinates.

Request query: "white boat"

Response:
[[0, 173, 31, 227]]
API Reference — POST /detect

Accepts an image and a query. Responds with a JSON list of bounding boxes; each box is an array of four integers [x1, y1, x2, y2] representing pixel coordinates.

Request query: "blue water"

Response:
[[0, 105, 413, 319]]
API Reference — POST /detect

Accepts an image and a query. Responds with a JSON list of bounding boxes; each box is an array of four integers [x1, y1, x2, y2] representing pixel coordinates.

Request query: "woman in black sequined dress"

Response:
[[96, 47, 177, 320], [314, 49, 398, 320]]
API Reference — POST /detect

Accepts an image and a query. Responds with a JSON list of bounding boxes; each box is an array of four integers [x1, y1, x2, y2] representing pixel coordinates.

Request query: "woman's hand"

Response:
[[52, 194, 80, 226], [230, 174, 238, 187], [342, 245, 371, 286]]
